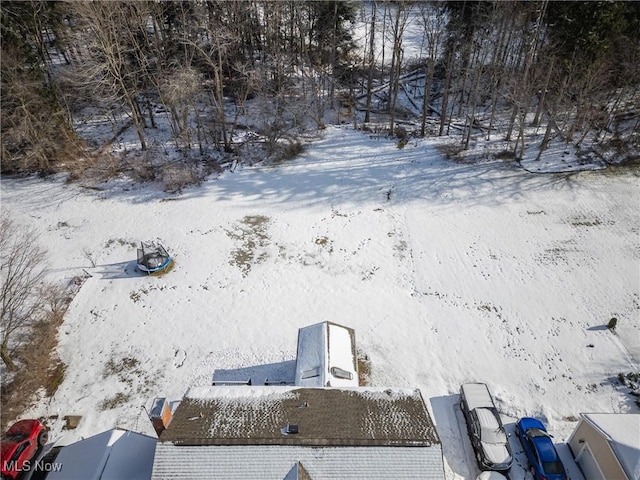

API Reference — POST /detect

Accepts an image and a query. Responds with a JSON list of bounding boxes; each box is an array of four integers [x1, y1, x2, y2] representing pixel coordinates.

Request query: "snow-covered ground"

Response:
[[2, 125, 639, 479]]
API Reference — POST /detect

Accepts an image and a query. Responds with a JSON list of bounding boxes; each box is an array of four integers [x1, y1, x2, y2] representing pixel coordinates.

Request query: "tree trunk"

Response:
[[127, 94, 147, 151], [537, 74, 568, 160], [329, 1, 338, 109], [420, 59, 434, 137], [439, 47, 455, 136], [388, 4, 401, 133], [1, 339, 16, 372], [364, 1, 377, 124]]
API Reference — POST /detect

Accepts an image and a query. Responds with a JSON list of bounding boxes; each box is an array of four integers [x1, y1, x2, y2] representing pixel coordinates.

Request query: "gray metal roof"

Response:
[[158, 386, 440, 447], [45, 428, 157, 480], [151, 444, 445, 480]]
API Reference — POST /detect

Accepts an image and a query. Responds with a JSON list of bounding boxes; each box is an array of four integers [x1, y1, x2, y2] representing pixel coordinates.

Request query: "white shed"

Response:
[[294, 321, 358, 387], [567, 413, 640, 480]]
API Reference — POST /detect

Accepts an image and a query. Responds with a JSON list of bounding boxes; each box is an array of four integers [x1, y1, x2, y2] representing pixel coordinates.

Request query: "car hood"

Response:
[[481, 441, 512, 465]]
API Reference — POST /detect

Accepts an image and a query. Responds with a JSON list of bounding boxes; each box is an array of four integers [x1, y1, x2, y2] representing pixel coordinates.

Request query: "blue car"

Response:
[[516, 417, 567, 480]]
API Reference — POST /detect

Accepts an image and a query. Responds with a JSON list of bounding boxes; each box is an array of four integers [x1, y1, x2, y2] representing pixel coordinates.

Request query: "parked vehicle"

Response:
[[460, 383, 513, 473], [1, 419, 48, 480], [476, 472, 508, 480], [516, 417, 567, 480]]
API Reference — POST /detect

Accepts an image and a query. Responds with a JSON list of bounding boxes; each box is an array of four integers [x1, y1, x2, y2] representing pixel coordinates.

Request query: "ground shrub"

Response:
[[494, 149, 514, 160], [357, 351, 371, 386], [0, 275, 74, 430], [437, 143, 465, 160], [272, 141, 304, 164], [100, 392, 131, 410], [162, 162, 202, 193], [46, 362, 67, 397], [617, 372, 640, 407]]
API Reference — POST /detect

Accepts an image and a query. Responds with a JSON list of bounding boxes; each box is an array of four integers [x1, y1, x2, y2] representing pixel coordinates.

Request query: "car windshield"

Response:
[[2, 432, 28, 442], [527, 427, 549, 438], [481, 425, 508, 444], [543, 460, 565, 474]]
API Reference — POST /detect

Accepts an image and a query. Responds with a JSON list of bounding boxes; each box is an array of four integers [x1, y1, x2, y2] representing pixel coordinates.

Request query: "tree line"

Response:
[[1, 1, 638, 175]]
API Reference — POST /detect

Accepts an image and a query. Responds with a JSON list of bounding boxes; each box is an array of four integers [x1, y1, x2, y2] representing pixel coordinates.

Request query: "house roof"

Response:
[[582, 413, 640, 480], [151, 444, 445, 480], [158, 386, 440, 447], [44, 428, 156, 480], [295, 321, 358, 388]]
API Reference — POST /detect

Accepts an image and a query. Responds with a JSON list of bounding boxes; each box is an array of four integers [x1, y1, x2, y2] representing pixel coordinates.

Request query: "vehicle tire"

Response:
[[38, 429, 49, 447]]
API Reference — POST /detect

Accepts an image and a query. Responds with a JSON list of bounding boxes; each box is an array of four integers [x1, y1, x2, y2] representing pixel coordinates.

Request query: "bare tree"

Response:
[[417, 2, 447, 137], [511, 1, 548, 158], [0, 215, 47, 372], [363, 0, 378, 124], [66, 2, 153, 150], [158, 67, 204, 152], [1, 1, 84, 174], [387, 1, 413, 134]]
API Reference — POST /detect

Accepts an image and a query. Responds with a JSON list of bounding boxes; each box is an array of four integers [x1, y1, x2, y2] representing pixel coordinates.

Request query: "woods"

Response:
[[1, 0, 638, 177]]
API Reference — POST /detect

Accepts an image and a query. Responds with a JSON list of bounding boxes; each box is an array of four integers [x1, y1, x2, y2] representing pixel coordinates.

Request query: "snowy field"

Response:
[[2, 125, 639, 479]]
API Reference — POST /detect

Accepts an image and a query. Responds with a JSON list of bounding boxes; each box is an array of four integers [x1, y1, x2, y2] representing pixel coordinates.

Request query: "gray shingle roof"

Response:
[[151, 444, 445, 480], [158, 387, 440, 447]]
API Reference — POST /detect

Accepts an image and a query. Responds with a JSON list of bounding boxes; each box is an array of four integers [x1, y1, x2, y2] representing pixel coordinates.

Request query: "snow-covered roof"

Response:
[[45, 428, 156, 480], [295, 321, 358, 388], [460, 383, 496, 411], [158, 386, 439, 447], [152, 444, 445, 480], [583, 413, 640, 480]]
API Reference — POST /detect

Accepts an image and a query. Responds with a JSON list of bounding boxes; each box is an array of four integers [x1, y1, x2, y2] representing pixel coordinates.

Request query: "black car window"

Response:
[[10, 441, 29, 462], [526, 438, 538, 460], [470, 412, 479, 436], [532, 443, 541, 465]]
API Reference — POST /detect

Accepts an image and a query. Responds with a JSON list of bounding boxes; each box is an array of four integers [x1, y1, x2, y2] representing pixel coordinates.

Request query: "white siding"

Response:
[[327, 323, 358, 387], [575, 444, 606, 480], [295, 323, 326, 387], [295, 322, 358, 388]]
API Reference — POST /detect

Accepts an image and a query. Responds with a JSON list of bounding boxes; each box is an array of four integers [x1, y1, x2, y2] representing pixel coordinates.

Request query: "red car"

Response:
[[1, 420, 48, 480]]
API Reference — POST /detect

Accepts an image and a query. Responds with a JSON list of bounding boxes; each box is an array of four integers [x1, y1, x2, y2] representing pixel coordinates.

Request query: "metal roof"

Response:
[[45, 428, 156, 480], [151, 444, 445, 480]]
